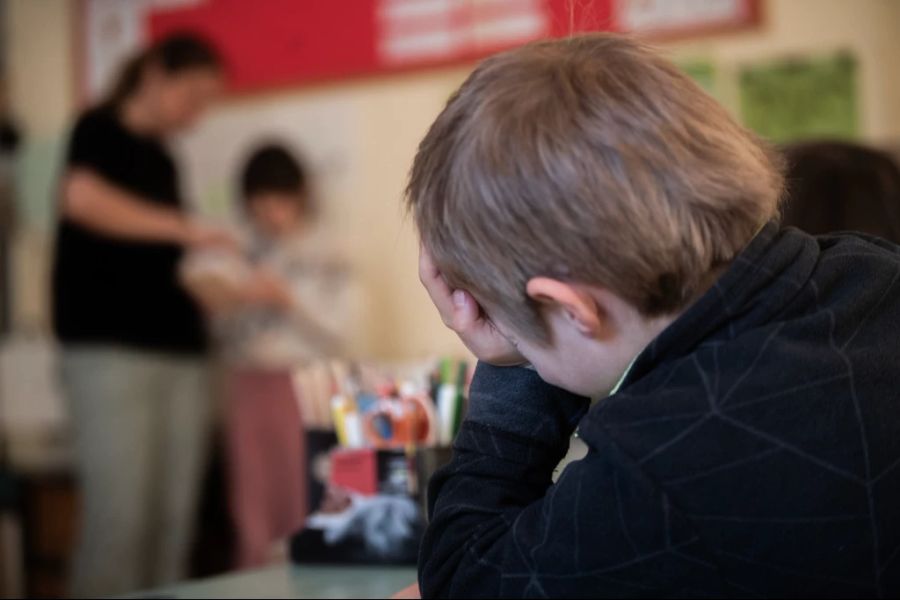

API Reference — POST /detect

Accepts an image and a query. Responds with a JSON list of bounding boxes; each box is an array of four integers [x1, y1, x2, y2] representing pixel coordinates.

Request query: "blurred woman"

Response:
[[51, 33, 228, 596], [783, 141, 900, 242]]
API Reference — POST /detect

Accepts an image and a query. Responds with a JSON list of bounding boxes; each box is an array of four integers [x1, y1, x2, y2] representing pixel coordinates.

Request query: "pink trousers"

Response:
[[224, 369, 308, 568]]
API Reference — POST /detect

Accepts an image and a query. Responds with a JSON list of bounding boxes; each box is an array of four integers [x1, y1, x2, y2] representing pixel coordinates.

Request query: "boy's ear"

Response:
[[526, 277, 606, 338]]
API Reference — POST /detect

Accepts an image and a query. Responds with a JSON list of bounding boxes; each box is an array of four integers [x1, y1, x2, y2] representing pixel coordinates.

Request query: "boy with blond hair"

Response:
[[408, 34, 900, 598]]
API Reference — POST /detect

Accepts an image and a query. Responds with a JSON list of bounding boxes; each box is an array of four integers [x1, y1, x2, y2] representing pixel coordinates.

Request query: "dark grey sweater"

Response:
[[419, 224, 900, 598]]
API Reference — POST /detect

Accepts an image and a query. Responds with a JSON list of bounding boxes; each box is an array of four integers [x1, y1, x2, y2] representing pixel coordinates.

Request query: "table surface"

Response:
[[126, 563, 418, 599]]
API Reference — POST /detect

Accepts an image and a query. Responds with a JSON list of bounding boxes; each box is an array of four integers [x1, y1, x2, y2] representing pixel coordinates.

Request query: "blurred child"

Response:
[[183, 144, 355, 568], [783, 140, 900, 243]]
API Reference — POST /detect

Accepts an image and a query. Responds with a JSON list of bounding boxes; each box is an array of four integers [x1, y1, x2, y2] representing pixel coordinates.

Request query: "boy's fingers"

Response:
[[418, 246, 446, 290], [419, 246, 456, 325], [391, 583, 421, 599], [419, 246, 502, 348], [450, 289, 478, 333]]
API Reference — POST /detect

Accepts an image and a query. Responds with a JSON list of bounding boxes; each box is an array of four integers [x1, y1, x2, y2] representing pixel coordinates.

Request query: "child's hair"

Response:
[[406, 33, 785, 343], [240, 144, 311, 211], [106, 32, 223, 108], [783, 141, 900, 243]]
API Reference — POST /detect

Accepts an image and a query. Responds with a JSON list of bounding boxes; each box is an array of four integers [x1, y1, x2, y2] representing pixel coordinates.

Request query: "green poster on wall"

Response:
[[14, 135, 67, 232], [680, 61, 717, 96], [739, 52, 858, 143]]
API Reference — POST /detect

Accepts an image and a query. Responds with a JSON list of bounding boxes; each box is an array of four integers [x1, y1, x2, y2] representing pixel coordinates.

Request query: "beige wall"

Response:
[[5, 0, 900, 357], [6, 0, 74, 137], [4, 0, 76, 331], [663, 0, 900, 142]]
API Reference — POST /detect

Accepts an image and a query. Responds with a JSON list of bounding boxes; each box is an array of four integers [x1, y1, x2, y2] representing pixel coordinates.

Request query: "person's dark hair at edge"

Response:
[[241, 144, 311, 211], [105, 31, 223, 108], [783, 140, 900, 243]]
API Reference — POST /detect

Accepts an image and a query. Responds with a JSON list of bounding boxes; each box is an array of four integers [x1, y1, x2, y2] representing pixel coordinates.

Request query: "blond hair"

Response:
[[406, 33, 784, 342]]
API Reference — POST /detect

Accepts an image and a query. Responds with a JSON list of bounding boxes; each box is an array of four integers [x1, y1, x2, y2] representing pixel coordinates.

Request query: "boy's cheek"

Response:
[[525, 352, 588, 395], [514, 328, 608, 396], [518, 342, 568, 386], [527, 349, 615, 398]]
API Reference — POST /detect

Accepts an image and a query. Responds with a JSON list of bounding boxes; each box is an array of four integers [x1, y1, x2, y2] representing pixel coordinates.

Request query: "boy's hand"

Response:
[[419, 246, 526, 366], [391, 583, 421, 599]]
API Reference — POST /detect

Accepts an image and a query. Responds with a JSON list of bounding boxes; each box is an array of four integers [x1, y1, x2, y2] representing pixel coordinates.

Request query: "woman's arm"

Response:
[[62, 167, 233, 247]]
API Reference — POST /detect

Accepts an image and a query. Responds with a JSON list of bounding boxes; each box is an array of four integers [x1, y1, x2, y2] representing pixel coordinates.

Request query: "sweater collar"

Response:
[[618, 222, 820, 392]]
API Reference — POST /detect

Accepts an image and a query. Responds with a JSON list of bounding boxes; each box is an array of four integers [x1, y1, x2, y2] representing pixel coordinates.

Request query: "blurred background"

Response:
[[0, 0, 898, 597]]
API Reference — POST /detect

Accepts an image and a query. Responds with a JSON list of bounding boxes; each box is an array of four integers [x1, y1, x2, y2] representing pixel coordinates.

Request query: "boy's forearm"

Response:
[[419, 363, 589, 597], [463, 363, 589, 443]]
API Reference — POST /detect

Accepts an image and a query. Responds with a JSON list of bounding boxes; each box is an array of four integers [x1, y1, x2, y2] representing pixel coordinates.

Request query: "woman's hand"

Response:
[[179, 269, 244, 316], [240, 269, 294, 310], [391, 583, 421, 599], [419, 246, 525, 366], [184, 221, 240, 251]]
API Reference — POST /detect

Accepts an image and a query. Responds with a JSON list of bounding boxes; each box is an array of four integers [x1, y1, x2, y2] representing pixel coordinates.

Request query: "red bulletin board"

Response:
[[83, 0, 761, 96]]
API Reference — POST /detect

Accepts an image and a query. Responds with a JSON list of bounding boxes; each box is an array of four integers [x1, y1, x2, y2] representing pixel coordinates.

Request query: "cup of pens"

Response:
[[330, 358, 470, 451]]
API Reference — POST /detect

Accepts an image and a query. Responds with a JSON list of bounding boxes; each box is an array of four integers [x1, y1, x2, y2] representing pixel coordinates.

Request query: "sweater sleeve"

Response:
[[418, 362, 721, 598]]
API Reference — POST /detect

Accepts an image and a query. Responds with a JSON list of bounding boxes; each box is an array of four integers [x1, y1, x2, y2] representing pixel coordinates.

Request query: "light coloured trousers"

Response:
[[61, 345, 212, 597]]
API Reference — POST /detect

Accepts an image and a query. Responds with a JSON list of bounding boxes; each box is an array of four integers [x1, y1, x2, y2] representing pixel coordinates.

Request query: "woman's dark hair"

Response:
[[106, 32, 223, 108], [783, 141, 900, 243], [241, 144, 312, 213]]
